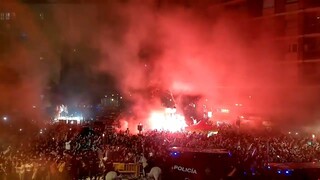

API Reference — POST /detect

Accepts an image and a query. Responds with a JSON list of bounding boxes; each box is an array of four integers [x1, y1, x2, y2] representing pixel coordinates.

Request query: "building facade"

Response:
[[260, 0, 320, 85]]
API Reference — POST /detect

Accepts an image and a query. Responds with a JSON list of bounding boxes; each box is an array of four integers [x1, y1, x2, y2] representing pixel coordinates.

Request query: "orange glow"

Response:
[[148, 108, 187, 132], [220, 108, 230, 113]]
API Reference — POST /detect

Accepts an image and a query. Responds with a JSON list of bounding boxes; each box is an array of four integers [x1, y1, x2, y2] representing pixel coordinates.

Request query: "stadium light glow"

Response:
[[149, 108, 187, 132], [220, 108, 230, 113]]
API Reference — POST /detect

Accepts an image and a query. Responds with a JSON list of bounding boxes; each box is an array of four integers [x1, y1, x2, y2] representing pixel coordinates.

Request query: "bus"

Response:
[[167, 147, 235, 180]]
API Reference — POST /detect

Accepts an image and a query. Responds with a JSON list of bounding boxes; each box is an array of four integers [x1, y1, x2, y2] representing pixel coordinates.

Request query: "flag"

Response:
[[2, 146, 10, 155]]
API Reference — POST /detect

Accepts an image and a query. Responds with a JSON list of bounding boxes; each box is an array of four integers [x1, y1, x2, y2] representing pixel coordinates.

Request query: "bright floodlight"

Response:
[[54, 116, 83, 121], [221, 109, 230, 113], [3, 116, 7, 121], [149, 108, 187, 132]]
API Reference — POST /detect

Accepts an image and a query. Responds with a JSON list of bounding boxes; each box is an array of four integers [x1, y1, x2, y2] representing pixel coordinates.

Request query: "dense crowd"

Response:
[[0, 121, 320, 179]]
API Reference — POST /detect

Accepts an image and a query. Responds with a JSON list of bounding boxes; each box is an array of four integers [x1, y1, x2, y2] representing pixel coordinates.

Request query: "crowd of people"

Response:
[[0, 121, 320, 179]]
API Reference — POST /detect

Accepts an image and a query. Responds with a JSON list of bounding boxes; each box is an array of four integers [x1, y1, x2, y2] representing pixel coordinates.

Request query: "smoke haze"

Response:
[[97, 1, 308, 128], [0, 2, 56, 124], [1, 0, 320, 133]]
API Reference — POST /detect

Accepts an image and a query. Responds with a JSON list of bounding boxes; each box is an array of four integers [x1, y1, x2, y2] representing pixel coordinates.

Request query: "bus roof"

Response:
[[268, 162, 320, 169], [169, 147, 229, 154]]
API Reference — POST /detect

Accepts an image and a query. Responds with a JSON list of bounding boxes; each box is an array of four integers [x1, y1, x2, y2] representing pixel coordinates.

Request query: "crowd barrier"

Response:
[[113, 163, 140, 177]]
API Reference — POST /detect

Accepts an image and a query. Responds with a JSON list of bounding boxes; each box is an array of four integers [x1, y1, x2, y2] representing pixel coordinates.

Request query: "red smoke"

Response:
[[98, 2, 270, 130], [2, 0, 318, 133]]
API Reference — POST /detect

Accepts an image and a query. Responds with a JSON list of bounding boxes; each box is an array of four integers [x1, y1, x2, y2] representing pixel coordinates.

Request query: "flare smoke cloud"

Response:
[[98, 1, 299, 128], [1, 0, 319, 132]]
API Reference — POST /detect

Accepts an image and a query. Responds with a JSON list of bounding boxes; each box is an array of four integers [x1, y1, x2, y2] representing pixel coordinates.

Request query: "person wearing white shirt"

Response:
[[65, 141, 71, 150], [15, 161, 24, 180], [139, 154, 148, 177], [24, 161, 33, 180]]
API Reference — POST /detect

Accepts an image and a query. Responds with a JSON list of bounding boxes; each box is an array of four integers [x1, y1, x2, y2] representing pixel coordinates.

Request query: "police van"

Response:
[[168, 147, 235, 180]]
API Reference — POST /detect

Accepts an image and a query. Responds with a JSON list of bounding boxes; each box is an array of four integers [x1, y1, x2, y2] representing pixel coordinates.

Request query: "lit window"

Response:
[[0, 13, 4, 20], [5, 13, 10, 20], [40, 13, 44, 20]]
